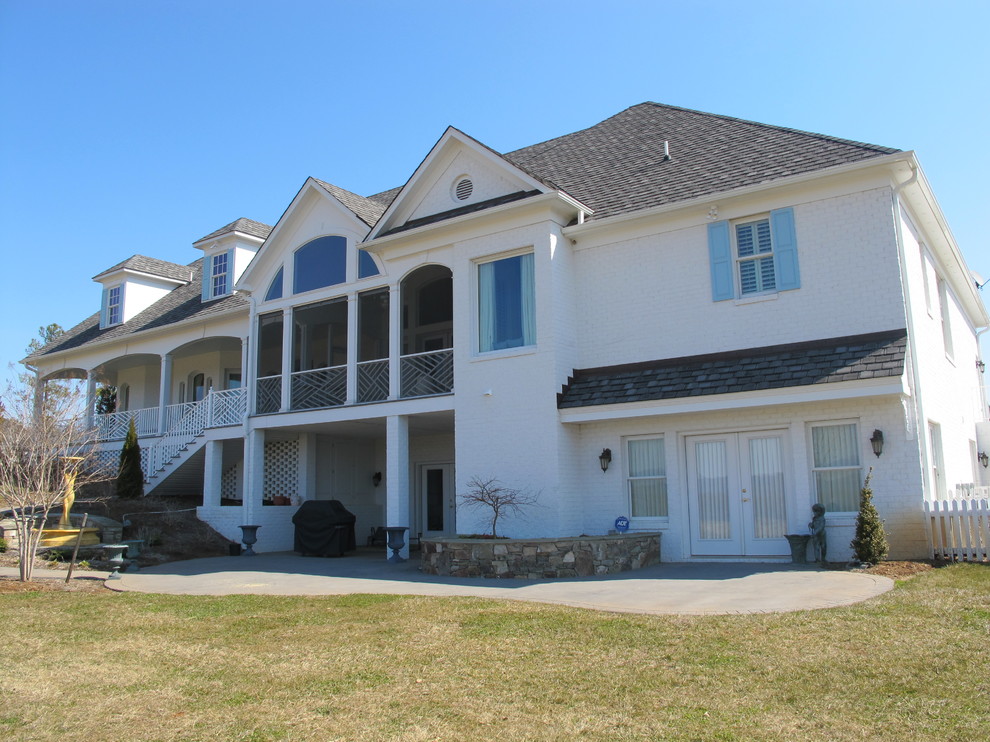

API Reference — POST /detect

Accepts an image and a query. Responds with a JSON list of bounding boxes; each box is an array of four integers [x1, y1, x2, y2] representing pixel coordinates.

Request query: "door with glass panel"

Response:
[[419, 464, 455, 538], [686, 432, 790, 556]]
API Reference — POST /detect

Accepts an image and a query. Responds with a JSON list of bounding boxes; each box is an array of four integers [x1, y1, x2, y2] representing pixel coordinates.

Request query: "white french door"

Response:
[[418, 463, 455, 538], [686, 431, 790, 557]]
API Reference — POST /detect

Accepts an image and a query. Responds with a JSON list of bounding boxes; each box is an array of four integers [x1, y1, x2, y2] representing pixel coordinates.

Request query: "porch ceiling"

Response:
[[268, 410, 454, 439]]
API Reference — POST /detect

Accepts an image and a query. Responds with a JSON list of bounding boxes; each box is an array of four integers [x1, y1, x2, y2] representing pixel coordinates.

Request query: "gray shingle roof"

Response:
[[195, 218, 272, 243], [557, 330, 907, 409], [313, 179, 389, 227], [27, 258, 247, 361], [359, 102, 898, 231], [92, 255, 193, 283]]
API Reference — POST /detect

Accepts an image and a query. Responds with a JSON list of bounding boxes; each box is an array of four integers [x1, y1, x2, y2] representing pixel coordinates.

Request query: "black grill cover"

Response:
[[292, 500, 357, 557]]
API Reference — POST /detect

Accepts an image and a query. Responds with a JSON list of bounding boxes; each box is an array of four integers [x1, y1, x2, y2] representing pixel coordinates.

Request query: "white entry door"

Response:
[[686, 431, 790, 557], [419, 463, 455, 538]]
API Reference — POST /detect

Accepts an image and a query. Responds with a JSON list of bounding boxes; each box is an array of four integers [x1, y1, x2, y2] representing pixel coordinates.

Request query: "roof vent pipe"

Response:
[[662, 140, 671, 161]]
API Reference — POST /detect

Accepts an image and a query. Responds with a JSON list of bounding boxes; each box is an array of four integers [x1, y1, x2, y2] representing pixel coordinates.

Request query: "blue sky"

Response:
[[1, 0, 988, 383]]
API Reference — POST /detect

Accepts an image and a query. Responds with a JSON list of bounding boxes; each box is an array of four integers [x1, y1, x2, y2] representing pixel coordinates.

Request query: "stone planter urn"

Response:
[[385, 526, 409, 564], [239, 525, 261, 556], [785, 534, 811, 564]]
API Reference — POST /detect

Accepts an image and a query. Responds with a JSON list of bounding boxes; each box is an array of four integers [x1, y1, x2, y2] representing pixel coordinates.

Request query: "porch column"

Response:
[[388, 283, 402, 399], [203, 439, 223, 508], [85, 371, 97, 430], [32, 372, 44, 422], [346, 292, 358, 404], [157, 353, 173, 435], [280, 307, 293, 412], [385, 414, 411, 559], [243, 427, 266, 524]]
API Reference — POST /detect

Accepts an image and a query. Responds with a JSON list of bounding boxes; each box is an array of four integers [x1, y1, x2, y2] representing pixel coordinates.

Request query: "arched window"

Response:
[[358, 250, 381, 279], [294, 236, 347, 294], [190, 373, 205, 402], [265, 266, 284, 301]]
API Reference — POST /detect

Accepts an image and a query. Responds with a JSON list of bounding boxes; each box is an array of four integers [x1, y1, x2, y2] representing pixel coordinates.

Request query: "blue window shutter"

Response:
[[99, 288, 109, 328], [771, 207, 800, 290], [708, 221, 734, 301], [201, 256, 211, 300]]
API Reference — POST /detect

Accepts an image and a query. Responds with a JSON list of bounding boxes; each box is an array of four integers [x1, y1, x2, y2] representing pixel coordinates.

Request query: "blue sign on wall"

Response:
[[615, 516, 630, 533]]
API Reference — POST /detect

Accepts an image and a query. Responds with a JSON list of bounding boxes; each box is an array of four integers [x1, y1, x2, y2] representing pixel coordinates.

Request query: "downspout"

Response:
[[890, 163, 932, 508]]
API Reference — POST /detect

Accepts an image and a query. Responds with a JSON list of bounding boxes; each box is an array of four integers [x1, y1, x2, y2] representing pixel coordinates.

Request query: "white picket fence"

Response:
[[925, 487, 990, 562]]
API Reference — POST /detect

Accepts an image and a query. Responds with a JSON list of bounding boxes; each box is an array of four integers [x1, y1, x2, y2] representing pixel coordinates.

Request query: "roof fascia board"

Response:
[[193, 230, 267, 249], [236, 178, 370, 293], [92, 268, 190, 286], [896, 162, 990, 326], [366, 127, 562, 241], [562, 151, 913, 240], [28, 304, 250, 367], [558, 378, 908, 424], [360, 191, 579, 256]]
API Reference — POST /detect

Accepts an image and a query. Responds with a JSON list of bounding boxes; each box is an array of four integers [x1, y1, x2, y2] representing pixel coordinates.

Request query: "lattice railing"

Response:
[[95, 407, 160, 441], [291, 366, 347, 410], [163, 402, 196, 430], [256, 375, 281, 414], [400, 349, 453, 398], [209, 387, 246, 427], [143, 393, 212, 479], [357, 359, 389, 402]]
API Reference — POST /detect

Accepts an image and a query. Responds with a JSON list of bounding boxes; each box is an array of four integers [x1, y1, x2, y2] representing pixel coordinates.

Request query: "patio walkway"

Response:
[[103, 550, 894, 615]]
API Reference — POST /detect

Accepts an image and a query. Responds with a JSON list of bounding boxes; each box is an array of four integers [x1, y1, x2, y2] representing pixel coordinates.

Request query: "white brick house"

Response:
[[25, 103, 989, 561]]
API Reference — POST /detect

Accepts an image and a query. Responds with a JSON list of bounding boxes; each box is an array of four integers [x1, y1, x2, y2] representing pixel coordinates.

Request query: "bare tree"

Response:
[[458, 476, 539, 537], [0, 378, 106, 581]]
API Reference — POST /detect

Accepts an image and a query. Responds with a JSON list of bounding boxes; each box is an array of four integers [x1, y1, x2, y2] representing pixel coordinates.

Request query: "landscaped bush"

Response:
[[851, 468, 889, 565]]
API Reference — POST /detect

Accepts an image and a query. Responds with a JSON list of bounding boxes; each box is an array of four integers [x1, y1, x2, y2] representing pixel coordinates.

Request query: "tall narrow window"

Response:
[[937, 278, 953, 358], [811, 423, 861, 512], [627, 436, 667, 517], [293, 299, 347, 372], [107, 285, 122, 325], [735, 219, 775, 295], [929, 422, 945, 499], [478, 252, 535, 352], [211, 252, 229, 298], [257, 313, 284, 378]]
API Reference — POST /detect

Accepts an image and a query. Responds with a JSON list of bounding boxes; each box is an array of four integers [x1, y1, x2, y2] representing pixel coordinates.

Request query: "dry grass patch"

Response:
[[0, 565, 987, 741]]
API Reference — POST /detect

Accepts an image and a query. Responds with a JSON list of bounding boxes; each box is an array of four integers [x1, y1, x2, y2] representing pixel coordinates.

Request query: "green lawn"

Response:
[[1, 565, 987, 741]]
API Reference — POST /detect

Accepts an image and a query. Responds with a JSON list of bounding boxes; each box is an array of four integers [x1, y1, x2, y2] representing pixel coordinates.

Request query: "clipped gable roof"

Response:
[[195, 217, 273, 244], [92, 254, 193, 283]]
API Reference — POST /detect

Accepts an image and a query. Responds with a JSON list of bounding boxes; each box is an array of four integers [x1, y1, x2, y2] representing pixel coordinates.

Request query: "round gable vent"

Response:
[[453, 177, 473, 201]]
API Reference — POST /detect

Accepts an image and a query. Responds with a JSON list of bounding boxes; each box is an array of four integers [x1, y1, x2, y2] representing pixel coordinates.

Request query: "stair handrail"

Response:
[[142, 391, 214, 479]]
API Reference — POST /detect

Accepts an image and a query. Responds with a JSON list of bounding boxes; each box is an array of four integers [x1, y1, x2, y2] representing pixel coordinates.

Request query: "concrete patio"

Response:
[[100, 550, 894, 615]]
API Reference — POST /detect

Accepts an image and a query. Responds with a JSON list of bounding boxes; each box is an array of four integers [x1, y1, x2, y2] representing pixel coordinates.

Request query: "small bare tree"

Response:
[[0, 377, 105, 581], [458, 476, 539, 537]]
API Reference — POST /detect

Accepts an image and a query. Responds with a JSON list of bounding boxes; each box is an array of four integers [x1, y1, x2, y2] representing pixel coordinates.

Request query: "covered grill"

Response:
[[292, 500, 357, 557]]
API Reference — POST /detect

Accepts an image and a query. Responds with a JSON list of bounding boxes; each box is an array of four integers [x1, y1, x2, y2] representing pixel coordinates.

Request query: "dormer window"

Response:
[[211, 252, 230, 297], [106, 285, 122, 327]]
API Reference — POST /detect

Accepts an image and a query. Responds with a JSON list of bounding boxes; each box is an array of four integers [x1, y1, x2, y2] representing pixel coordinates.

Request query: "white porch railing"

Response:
[[291, 365, 346, 410], [209, 387, 247, 427], [400, 349, 453, 398], [256, 375, 281, 414], [925, 485, 990, 562], [357, 359, 389, 402], [96, 407, 160, 440]]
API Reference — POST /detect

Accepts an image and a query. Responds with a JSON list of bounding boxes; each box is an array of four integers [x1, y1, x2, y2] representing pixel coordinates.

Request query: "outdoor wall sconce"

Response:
[[870, 429, 885, 458], [599, 448, 612, 472], [372, 472, 382, 487], [979, 451, 989, 469], [978, 359, 986, 374]]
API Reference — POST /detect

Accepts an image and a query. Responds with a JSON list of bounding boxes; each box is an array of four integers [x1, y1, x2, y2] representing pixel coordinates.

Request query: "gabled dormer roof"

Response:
[[366, 126, 585, 240], [92, 255, 192, 284], [194, 217, 273, 245]]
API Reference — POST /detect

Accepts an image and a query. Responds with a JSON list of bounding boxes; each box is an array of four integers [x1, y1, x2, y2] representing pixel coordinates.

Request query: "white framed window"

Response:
[[929, 422, 945, 498], [626, 436, 668, 518], [211, 252, 230, 298], [106, 285, 122, 326], [477, 252, 535, 353], [810, 422, 862, 513], [708, 207, 799, 301], [937, 278, 953, 359], [735, 218, 776, 295]]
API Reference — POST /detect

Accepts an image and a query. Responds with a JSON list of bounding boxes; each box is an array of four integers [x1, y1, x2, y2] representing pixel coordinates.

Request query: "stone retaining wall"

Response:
[[421, 532, 661, 579]]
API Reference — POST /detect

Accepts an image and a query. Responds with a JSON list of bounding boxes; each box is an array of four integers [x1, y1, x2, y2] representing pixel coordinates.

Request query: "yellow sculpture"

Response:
[[39, 456, 100, 547], [58, 456, 84, 528]]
